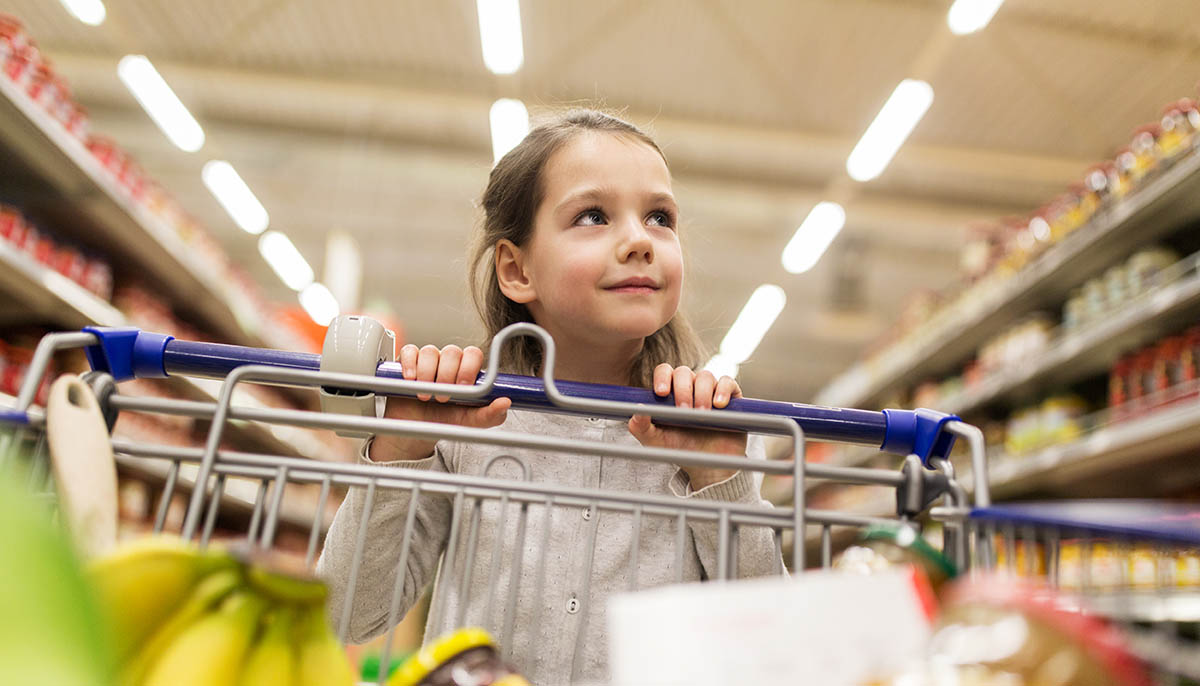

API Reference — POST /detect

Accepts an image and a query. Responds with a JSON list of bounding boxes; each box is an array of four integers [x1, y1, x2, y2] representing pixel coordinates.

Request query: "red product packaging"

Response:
[[52, 244, 89, 284], [26, 226, 56, 266], [0, 204, 22, 242], [62, 104, 90, 141], [0, 13, 27, 64], [4, 43, 37, 86], [82, 258, 113, 301], [1109, 354, 1132, 420], [1129, 348, 1158, 414], [1181, 327, 1200, 399], [1152, 337, 1186, 406]]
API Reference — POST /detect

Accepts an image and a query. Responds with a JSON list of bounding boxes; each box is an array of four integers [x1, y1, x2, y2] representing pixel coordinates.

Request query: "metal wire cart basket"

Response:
[[3, 320, 1197, 684]]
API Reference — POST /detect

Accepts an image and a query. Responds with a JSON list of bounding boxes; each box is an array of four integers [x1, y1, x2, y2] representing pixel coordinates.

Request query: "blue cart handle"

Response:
[[80, 326, 959, 461]]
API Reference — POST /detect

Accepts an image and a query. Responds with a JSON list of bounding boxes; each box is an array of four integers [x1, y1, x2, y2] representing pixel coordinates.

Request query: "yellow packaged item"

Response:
[[389, 628, 531, 686]]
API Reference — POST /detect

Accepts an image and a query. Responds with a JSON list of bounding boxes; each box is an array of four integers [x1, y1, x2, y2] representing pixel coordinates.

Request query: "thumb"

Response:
[[628, 414, 661, 445], [469, 397, 511, 428]]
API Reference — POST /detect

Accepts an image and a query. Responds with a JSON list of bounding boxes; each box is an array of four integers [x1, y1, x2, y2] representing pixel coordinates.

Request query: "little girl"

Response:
[[317, 110, 783, 685]]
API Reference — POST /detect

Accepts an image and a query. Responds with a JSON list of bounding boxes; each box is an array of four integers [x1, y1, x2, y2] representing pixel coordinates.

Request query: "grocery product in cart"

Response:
[[833, 523, 958, 593], [388, 627, 531, 686]]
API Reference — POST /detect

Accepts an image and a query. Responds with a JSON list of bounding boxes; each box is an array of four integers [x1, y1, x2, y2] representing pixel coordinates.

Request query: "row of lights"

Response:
[[711, 0, 1006, 379], [60, 0, 341, 325]]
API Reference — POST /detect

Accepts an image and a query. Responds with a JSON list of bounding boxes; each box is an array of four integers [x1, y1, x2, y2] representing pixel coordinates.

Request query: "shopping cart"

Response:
[[5, 321, 992, 684]]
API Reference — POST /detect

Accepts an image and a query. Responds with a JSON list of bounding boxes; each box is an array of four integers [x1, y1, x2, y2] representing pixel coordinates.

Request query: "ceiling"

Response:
[[3, 0, 1199, 402]]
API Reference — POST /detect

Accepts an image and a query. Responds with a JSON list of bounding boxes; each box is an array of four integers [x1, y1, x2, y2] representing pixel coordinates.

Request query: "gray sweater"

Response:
[[316, 409, 783, 685]]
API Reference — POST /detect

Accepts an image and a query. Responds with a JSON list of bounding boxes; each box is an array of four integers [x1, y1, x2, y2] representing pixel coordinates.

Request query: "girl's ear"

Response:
[[495, 239, 536, 304]]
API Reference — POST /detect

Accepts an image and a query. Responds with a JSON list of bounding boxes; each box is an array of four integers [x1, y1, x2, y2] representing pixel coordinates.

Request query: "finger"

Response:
[[459, 346, 484, 385], [653, 363, 673, 396], [672, 366, 694, 408], [628, 414, 662, 445], [415, 345, 440, 401], [399, 344, 420, 380], [434, 345, 463, 402], [469, 397, 510, 428], [714, 375, 739, 408], [693, 370, 716, 410]]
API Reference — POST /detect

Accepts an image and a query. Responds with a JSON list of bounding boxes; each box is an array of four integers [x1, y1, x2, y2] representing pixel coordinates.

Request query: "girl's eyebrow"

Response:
[[554, 187, 677, 214]]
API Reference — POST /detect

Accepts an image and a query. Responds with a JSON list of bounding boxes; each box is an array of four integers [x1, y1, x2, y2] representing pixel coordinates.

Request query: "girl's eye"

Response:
[[648, 210, 676, 229], [575, 208, 606, 226]]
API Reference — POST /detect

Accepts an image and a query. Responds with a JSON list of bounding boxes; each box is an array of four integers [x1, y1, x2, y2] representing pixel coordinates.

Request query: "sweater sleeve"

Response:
[[668, 434, 787, 580], [315, 437, 454, 644]]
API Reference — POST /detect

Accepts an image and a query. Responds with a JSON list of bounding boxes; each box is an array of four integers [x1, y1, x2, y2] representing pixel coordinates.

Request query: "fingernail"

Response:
[[656, 384, 668, 394]]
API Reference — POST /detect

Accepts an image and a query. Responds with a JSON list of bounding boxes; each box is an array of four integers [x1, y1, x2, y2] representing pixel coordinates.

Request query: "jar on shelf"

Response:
[[1125, 246, 1179, 297], [1110, 147, 1137, 199], [1128, 123, 1161, 183], [1157, 98, 1199, 160]]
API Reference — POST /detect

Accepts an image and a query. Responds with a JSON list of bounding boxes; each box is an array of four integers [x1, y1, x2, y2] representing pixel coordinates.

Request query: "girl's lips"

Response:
[[605, 286, 658, 294]]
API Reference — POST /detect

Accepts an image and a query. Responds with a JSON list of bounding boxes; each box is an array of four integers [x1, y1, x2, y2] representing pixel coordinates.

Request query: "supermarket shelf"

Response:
[[1070, 590, 1200, 623], [986, 399, 1200, 499], [0, 74, 260, 347], [817, 150, 1200, 409], [0, 240, 124, 328], [808, 400, 1200, 546], [0, 244, 325, 460], [942, 256, 1200, 417]]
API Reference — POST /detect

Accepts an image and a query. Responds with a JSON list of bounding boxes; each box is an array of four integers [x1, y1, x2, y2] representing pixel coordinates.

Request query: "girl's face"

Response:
[[497, 131, 683, 347]]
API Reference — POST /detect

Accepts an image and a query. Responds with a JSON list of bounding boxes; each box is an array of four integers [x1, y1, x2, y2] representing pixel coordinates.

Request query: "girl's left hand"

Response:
[[628, 364, 747, 491]]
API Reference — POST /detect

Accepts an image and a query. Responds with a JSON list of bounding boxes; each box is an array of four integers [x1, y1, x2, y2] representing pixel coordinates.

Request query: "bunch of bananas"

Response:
[[88, 536, 357, 686]]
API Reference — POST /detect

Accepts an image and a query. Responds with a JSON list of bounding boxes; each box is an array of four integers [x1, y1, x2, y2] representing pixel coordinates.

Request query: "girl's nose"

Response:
[[617, 218, 654, 264]]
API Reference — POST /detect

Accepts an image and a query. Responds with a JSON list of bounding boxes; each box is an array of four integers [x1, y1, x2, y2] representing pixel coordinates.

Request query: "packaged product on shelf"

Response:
[[1084, 161, 1116, 207], [1157, 99, 1200, 160], [0, 13, 27, 63], [1125, 246, 1179, 296], [0, 341, 52, 405], [1047, 185, 1094, 242], [1128, 123, 1161, 182], [1063, 287, 1087, 331], [1040, 394, 1087, 445], [1104, 264, 1128, 311], [1, 17, 36, 86], [1111, 146, 1138, 199]]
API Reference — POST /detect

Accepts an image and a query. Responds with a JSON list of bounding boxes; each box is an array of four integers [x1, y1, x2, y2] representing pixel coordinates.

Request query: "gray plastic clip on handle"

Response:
[[318, 315, 396, 438]]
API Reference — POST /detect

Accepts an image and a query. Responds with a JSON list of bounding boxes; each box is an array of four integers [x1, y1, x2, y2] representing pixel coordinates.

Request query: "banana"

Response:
[[118, 568, 242, 686], [297, 604, 356, 686], [238, 607, 296, 686], [143, 590, 268, 686], [246, 563, 328, 605], [88, 536, 236, 661]]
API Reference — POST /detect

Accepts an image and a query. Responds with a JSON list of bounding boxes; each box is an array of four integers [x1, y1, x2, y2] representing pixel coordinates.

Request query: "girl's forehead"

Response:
[[543, 132, 672, 197]]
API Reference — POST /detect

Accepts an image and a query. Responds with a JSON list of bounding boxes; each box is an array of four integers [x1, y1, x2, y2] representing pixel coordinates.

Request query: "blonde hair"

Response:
[[468, 109, 704, 387]]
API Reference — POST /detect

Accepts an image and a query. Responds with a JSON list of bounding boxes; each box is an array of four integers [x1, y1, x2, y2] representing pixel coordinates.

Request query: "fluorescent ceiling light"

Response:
[[782, 201, 847, 274], [201, 160, 269, 235], [116, 55, 204, 152], [845, 79, 934, 182], [477, 0, 524, 74], [258, 231, 314, 291], [60, 0, 106, 25], [718, 285, 787, 364], [300, 282, 340, 327], [490, 98, 529, 164], [702, 353, 740, 381], [947, 0, 1005, 35]]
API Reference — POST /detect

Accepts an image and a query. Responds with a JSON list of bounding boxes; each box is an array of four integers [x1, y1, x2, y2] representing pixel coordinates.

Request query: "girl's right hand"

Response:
[[367, 344, 511, 462]]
